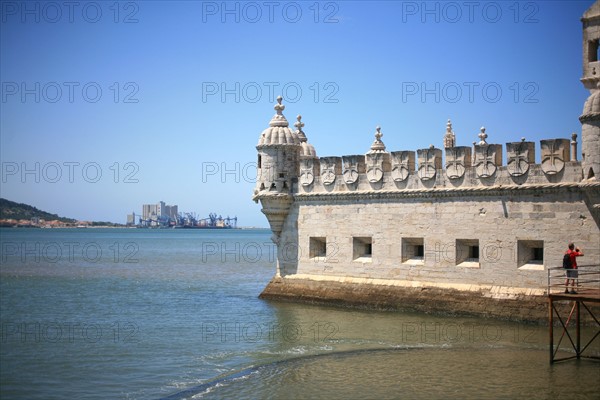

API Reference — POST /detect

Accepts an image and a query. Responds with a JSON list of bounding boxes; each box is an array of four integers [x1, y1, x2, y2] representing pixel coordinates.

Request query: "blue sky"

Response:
[[0, 0, 594, 227]]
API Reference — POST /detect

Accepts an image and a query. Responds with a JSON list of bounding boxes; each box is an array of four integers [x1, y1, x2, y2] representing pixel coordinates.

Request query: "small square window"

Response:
[[470, 245, 479, 259], [309, 237, 327, 259], [589, 39, 599, 62], [353, 237, 372, 262], [517, 240, 544, 270], [456, 239, 480, 268], [402, 238, 424, 265], [533, 247, 543, 262]]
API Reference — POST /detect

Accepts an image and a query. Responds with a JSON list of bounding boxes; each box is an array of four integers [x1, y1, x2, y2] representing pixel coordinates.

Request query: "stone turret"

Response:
[[253, 96, 301, 243], [581, 1, 600, 92], [580, 2, 600, 180]]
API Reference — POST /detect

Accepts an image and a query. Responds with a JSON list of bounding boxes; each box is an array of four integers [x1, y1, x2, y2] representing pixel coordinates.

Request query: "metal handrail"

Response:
[[547, 264, 600, 295]]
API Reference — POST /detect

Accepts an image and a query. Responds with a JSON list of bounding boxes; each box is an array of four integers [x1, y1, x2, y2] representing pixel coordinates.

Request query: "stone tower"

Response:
[[580, 1, 600, 180], [253, 96, 301, 244]]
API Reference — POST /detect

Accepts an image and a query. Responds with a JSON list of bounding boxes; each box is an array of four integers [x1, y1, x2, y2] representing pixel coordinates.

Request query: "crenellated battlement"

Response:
[[297, 128, 584, 195]]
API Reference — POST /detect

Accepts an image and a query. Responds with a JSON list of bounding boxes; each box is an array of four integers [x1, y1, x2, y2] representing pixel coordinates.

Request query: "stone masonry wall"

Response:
[[272, 180, 600, 296]]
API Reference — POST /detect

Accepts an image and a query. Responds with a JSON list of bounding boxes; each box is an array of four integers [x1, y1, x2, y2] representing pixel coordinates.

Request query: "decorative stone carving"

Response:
[[365, 126, 388, 183], [342, 155, 364, 185], [295, 115, 318, 159], [367, 126, 386, 154], [300, 158, 315, 186], [417, 146, 442, 181], [473, 127, 501, 178], [320, 157, 341, 185], [390, 151, 415, 182], [445, 146, 471, 179], [541, 139, 570, 175], [257, 194, 293, 241], [506, 138, 534, 177], [294, 114, 306, 142], [366, 153, 388, 183], [474, 144, 502, 178], [570, 133, 578, 162], [443, 119, 456, 148], [477, 126, 488, 145]]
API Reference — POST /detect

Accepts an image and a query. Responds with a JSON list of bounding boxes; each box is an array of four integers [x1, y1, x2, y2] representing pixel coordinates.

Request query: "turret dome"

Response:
[[301, 142, 317, 157], [581, 87, 600, 121], [583, 90, 600, 114], [294, 115, 317, 158], [257, 96, 300, 146]]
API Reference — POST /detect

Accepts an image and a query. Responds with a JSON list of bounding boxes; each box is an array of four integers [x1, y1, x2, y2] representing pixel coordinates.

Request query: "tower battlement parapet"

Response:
[[296, 133, 583, 194], [253, 98, 592, 196]]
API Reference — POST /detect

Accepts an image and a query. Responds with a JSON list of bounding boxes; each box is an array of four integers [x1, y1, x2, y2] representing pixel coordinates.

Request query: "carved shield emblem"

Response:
[[391, 151, 411, 182], [475, 145, 498, 178], [541, 140, 565, 175], [299, 159, 314, 186], [342, 156, 359, 184], [507, 142, 530, 177], [366, 153, 384, 183], [320, 158, 337, 185], [445, 148, 467, 180], [417, 148, 437, 181]]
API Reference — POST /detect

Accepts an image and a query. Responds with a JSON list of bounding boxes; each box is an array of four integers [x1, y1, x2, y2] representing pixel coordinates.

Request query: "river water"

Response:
[[1, 228, 598, 399]]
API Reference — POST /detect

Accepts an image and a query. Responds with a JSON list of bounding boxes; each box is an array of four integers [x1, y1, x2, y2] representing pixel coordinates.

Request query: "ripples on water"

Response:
[[184, 348, 600, 400], [1, 228, 599, 399]]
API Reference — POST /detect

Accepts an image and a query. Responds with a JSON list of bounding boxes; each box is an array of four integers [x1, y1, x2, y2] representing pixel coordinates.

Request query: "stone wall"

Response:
[[260, 276, 600, 323], [281, 183, 599, 289]]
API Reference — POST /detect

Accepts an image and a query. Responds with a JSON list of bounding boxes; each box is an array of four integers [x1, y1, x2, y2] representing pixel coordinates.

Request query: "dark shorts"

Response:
[[566, 269, 579, 278]]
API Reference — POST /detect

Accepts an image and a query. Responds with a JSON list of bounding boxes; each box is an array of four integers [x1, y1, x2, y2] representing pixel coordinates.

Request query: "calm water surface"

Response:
[[1, 228, 598, 399]]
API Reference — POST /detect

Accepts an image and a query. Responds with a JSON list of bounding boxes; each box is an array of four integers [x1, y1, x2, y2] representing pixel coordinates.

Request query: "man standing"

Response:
[[565, 243, 584, 294]]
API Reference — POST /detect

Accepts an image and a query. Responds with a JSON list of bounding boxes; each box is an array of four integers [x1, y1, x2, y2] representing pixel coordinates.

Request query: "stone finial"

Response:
[[570, 132, 578, 162], [478, 127, 488, 145], [294, 115, 304, 131], [368, 125, 386, 154], [275, 95, 284, 114], [269, 96, 288, 127], [295, 115, 307, 142], [443, 119, 456, 148]]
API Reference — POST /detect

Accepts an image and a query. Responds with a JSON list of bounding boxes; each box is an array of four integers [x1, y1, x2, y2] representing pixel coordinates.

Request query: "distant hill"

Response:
[[0, 198, 77, 223]]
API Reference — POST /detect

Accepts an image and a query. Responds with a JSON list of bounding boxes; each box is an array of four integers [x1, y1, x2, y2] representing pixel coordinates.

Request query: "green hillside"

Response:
[[0, 198, 77, 223]]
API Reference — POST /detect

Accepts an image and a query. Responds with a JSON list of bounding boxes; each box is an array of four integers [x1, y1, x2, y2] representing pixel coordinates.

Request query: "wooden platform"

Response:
[[549, 290, 600, 302], [548, 292, 600, 363]]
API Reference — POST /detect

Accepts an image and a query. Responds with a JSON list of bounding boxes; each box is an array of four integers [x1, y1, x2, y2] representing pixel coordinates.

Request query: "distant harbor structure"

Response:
[[127, 201, 237, 228], [252, 4, 600, 322]]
